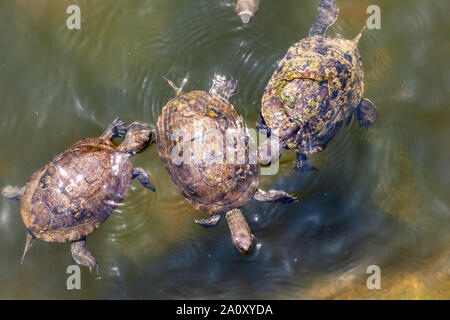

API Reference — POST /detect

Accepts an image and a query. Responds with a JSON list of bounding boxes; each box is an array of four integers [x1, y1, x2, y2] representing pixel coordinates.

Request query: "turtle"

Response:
[[1, 118, 156, 270], [257, 0, 378, 170], [157, 75, 296, 254], [235, 0, 260, 24]]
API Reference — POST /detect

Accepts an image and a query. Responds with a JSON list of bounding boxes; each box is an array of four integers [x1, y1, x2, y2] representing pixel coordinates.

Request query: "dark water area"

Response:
[[0, 0, 448, 299]]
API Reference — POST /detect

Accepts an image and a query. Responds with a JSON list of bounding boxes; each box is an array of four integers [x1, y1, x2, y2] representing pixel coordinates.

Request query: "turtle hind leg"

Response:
[[2, 185, 25, 200], [295, 154, 317, 172], [132, 167, 156, 192], [356, 98, 378, 128], [254, 189, 297, 203], [100, 117, 127, 139], [308, 0, 339, 37], [195, 214, 222, 228], [71, 238, 98, 272], [21, 232, 35, 264]]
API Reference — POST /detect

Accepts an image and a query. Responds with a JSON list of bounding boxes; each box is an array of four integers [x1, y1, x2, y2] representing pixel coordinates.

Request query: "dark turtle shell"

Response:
[[157, 90, 259, 216], [261, 36, 364, 154], [21, 137, 132, 243]]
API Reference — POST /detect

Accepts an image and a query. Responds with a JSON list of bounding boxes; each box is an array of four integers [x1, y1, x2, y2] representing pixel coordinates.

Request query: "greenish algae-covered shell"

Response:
[[261, 35, 364, 155]]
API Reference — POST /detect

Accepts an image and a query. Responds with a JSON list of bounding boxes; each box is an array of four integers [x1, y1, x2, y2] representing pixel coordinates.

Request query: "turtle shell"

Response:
[[21, 137, 132, 243], [157, 90, 259, 216], [261, 36, 364, 154]]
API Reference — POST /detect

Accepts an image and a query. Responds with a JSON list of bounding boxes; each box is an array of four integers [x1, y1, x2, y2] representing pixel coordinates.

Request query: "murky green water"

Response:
[[0, 0, 449, 299]]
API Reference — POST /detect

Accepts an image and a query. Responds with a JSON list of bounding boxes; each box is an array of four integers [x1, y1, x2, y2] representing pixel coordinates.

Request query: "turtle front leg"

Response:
[[100, 117, 127, 139], [195, 214, 221, 228], [295, 153, 317, 172], [253, 189, 297, 203], [225, 209, 254, 254], [356, 98, 378, 128], [2, 185, 25, 200], [71, 238, 98, 271], [132, 167, 156, 192]]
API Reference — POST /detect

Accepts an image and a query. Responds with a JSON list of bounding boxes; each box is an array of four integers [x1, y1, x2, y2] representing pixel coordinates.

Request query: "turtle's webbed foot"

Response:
[[356, 98, 378, 129], [2, 185, 25, 200], [254, 189, 297, 203], [71, 239, 98, 272], [132, 167, 156, 192], [102, 117, 127, 139], [195, 215, 221, 228]]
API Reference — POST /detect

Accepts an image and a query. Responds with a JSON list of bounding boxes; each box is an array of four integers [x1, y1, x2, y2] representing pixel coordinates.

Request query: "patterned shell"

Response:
[[261, 36, 364, 155], [157, 90, 259, 216], [21, 137, 132, 243]]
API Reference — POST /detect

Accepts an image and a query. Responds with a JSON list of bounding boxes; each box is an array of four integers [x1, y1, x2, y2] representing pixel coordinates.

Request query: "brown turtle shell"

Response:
[[261, 36, 364, 155], [21, 137, 132, 243], [157, 90, 258, 216]]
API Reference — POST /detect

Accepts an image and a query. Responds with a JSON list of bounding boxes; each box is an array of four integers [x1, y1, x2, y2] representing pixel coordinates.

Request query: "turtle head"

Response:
[[225, 209, 255, 255], [119, 122, 156, 156], [235, 0, 259, 24], [232, 230, 254, 255], [238, 12, 252, 24]]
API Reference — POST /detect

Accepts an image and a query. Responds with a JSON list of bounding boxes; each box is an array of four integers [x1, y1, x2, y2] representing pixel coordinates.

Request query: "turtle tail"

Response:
[[21, 232, 35, 264], [162, 76, 182, 96], [352, 26, 367, 45]]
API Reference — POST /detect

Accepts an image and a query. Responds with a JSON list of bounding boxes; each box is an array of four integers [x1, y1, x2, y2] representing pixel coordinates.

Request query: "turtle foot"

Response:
[[2, 185, 25, 200], [71, 239, 98, 271], [132, 167, 156, 192], [102, 117, 127, 139], [254, 189, 297, 203], [356, 98, 378, 129], [195, 215, 222, 228]]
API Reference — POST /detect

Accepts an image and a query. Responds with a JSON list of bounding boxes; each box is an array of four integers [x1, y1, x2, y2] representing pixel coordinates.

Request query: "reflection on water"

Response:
[[0, 0, 449, 299]]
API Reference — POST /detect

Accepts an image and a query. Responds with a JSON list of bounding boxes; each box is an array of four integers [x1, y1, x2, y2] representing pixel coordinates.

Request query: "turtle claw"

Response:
[[102, 117, 127, 139], [115, 124, 128, 139], [111, 117, 127, 138]]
